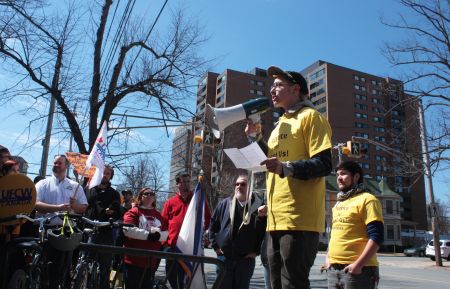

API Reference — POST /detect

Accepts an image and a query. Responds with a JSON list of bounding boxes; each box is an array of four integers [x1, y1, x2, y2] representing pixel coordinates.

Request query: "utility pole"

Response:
[[418, 100, 442, 266], [39, 96, 56, 177]]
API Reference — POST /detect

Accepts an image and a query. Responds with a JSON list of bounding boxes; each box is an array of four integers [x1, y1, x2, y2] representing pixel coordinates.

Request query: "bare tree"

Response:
[[381, 0, 450, 170], [0, 0, 209, 157], [122, 156, 166, 194], [431, 197, 450, 234]]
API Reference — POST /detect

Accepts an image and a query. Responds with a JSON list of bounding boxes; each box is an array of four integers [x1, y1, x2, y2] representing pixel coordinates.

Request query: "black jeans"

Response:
[[267, 230, 319, 289], [216, 255, 255, 289], [327, 265, 379, 289]]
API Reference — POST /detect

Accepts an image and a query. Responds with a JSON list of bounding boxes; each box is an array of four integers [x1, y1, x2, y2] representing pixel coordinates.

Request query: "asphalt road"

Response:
[[200, 250, 450, 289]]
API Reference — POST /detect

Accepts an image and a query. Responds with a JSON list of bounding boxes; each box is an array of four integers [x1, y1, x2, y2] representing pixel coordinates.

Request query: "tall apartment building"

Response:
[[169, 61, 427, 229], [302, 60, 427, 229], [191, 69, 276, 207], [168, 125, 194, 195]]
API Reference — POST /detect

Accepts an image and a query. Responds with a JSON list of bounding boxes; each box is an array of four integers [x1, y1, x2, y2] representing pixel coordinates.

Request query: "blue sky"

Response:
[[1, 0, 448, 201]]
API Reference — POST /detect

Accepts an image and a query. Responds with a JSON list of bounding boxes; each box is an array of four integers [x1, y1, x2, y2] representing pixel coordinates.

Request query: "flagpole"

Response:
[[72, 167, 87, 199]]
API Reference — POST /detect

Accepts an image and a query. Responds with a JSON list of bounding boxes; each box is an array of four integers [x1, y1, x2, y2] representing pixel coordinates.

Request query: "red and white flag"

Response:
[[86, 121, 107, 189]]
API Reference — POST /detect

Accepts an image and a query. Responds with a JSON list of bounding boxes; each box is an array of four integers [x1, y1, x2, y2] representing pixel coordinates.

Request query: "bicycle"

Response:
[[0, 214, 54, 289], [71, 217, 132, 289]]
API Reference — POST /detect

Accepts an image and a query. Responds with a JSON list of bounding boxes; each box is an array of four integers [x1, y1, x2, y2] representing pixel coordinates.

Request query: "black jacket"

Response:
[[209, 195, 266, 260], [85, 184, 122, 222]]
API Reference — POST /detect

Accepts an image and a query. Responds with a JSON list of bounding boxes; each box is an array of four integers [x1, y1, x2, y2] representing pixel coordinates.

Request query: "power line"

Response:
[[100, 0, 137, 89], [101, 0, 122, 59], [124, 0, 169, 81]]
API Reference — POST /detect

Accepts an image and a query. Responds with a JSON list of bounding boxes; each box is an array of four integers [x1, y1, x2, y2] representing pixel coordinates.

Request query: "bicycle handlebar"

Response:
[[80, 216, 134, 228], [0, 214, 134, 229]]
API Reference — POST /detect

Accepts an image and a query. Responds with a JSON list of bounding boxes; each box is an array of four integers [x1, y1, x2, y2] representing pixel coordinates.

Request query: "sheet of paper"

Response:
[[224, 142, 267, 172]]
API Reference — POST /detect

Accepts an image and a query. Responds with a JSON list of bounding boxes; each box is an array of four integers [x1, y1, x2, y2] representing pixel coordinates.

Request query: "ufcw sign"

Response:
[[0, 174, 36, 224]]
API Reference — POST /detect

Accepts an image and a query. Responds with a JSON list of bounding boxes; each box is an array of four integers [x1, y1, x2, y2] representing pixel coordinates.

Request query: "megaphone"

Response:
[[205, 97, 270, 139]]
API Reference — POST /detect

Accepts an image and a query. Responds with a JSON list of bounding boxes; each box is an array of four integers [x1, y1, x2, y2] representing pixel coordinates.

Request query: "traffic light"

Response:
[[342, 141, 361, 158], [350, 141, 361, 156], [193, 130, 221, 146]]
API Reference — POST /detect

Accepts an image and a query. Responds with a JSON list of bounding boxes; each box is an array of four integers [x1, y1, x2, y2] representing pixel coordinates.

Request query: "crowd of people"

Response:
[[0, 65, 384, 289]]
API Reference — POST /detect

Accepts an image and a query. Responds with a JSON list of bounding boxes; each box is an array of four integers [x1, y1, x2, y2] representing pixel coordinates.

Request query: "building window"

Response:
[[355, 122, 369, 129], [387, 225, 395, 240], [354, 75, 360, 81], [392, 119, 401, 124], [316, 87, 326, 95], [250, 79, 256, 85], [372, 98, 383, 104], [355, 113, 368, 119], [216, 95, 224, 105], [217, 74, 226, 84], [354, 94, 367, 101], [318, 107, 327, 113], [310, 68, 325, 80], [374, 127, 385, 132], [374, 136, 385, 142], [376, 165, 387, 172], [372, 107, 385, 114], [375, 155, 387, 161], [360, 163, 370, 169], [257, 81, 264, 87], [354, 103, 368, 110], [386, 200, 393, 214], [250, 89, 264, 96], [310, 78, 325, 90], [313, 97, 326, 106], [373, 116, 384, 123], [355, 132, 369, 138]]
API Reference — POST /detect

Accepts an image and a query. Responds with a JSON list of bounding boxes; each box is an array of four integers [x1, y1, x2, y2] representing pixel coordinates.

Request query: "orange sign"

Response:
[[0, 174, 36, 224], [65, 152, 96, 178]]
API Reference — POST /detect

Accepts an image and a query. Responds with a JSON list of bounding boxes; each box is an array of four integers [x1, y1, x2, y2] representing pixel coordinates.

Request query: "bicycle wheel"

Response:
[[72, 262, 89, 289], [6, 269, 27, 289]]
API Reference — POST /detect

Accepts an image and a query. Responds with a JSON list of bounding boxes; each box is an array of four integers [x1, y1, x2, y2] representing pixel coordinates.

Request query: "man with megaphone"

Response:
[[246, 66, 332, 289]]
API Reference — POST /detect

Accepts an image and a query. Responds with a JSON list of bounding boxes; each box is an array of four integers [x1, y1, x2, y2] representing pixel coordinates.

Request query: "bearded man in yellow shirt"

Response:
[[325, 161, 384, 289], [247, 66, 332, 289]]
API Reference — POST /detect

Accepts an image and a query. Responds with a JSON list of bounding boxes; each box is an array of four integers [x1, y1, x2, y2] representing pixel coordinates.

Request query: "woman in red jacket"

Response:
[[122, 188, 168, 289]]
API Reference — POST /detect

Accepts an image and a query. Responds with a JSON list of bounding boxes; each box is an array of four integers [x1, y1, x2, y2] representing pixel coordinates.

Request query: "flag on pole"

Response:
[[176, 177, 207, 289], [85, 121, 107, 189]]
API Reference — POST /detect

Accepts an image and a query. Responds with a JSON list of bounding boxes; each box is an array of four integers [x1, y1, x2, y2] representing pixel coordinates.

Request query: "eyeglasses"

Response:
[[270, 81, 294, 90], [143, 192, 155, 196], [235, 182, 247, 187]]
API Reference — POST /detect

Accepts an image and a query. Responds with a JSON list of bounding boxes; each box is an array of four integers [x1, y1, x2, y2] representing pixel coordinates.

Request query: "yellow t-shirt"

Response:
[[266, 107, 332, 232], [328, 192, 384, 266]]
